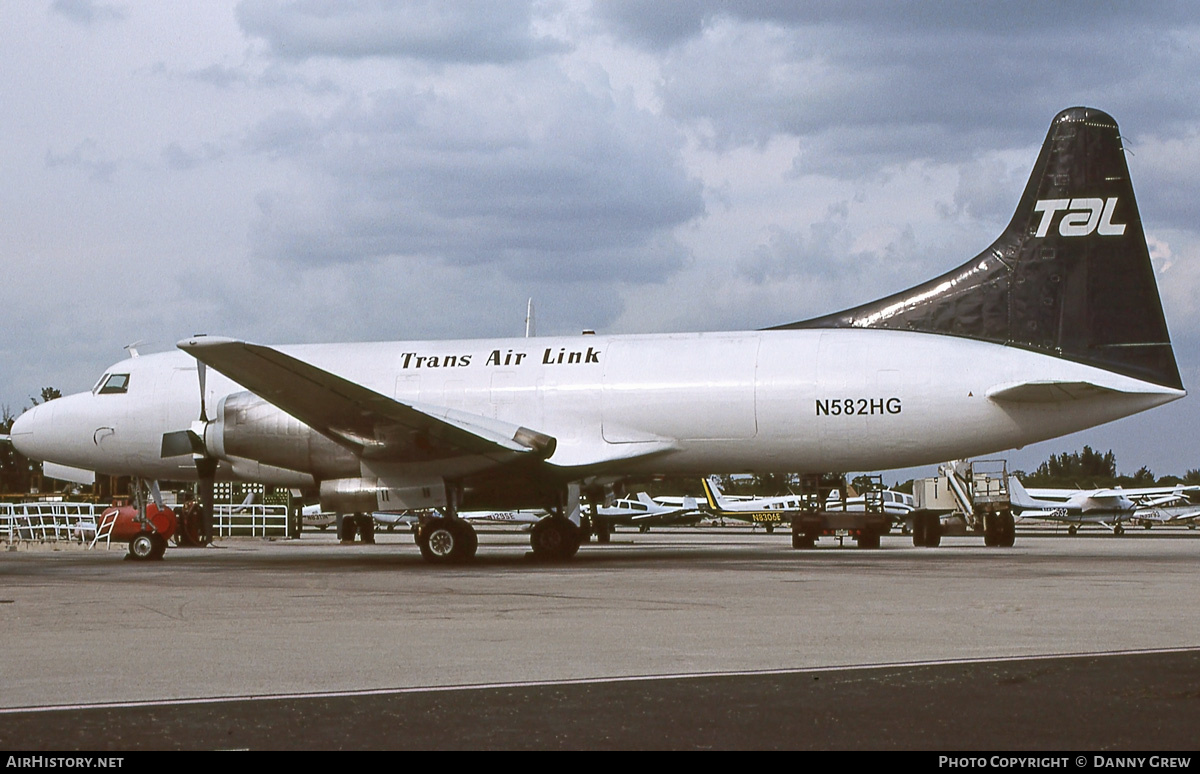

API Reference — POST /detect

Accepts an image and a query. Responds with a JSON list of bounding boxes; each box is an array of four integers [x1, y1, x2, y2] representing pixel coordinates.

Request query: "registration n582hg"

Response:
[[815, 397, 902, 416]]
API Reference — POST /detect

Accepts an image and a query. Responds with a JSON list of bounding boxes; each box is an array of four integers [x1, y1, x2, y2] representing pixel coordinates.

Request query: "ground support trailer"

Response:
[[789, 473, 891, 549]]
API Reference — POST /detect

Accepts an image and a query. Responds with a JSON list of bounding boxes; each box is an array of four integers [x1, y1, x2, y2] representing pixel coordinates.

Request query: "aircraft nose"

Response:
[[9, 403, 47, 458]]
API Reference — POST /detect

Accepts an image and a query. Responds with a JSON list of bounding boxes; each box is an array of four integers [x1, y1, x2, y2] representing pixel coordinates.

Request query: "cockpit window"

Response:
[[97, 373, 130, 395]]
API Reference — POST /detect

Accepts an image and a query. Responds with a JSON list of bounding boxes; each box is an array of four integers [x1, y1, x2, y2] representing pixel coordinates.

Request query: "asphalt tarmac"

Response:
[[2, 526, 1198, 751]]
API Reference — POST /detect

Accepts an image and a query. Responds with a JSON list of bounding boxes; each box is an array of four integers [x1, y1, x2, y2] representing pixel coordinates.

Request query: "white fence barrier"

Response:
[[211, 503, 289, 537], [0, 502, 105, 543], [2, 501, 290, 544]]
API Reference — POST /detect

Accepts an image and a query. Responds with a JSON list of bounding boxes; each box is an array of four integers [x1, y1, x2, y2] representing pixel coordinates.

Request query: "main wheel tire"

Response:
[[416, 518, 477, 563], [418, 518, 457, 562], [530, 517, 581, 561]]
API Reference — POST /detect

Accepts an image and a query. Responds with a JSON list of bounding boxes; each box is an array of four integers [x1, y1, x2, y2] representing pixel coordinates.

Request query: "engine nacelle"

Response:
[[319, 476, 447, 514], [205, 391, 359, 479]]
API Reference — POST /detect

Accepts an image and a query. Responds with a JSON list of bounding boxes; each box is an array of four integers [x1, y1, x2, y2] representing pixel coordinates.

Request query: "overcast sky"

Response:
[[3, 1, 1199, 481]]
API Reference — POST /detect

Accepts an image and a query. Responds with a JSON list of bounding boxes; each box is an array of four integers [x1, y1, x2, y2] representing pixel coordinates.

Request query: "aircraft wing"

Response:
[[1095, 485, 1200, 499], [1137, 493, 1193, 507], [178, 337, 556, 464]]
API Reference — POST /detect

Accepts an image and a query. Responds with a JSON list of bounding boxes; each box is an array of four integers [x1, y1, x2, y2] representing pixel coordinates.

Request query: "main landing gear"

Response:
[[529, 483, 583, 561], [414, 485, 478, 564], [529, 515, 582, 561], [415, 516, 478, 563], [337, 513, 376, 544], [411, 481, 583, 564]]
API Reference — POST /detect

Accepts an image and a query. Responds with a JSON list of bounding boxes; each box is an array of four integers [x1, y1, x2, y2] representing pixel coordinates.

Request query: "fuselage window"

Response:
[[98, 373, 130, 394]]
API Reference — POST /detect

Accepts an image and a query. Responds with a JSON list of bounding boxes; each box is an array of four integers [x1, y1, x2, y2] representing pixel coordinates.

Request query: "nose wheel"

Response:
[[127, 532, 167, 561]]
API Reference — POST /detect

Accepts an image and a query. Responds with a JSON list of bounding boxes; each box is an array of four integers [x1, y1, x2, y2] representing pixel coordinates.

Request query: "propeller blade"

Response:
[[196, 456, 216, 544], [197, 361, 208, 423]]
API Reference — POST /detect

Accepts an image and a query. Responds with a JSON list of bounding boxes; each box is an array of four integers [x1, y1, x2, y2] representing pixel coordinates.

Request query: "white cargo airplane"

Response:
[[8, 107, 1186, 563], [1008, 476, 1200, 534]]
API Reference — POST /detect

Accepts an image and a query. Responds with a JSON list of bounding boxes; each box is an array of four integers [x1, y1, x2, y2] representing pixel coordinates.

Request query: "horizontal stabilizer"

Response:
[[985, 381, 1123, 403]]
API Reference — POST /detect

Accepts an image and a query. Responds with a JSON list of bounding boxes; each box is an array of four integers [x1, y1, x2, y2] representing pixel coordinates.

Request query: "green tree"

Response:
[[1115, 466, 1156, 487], [31, 387, 61, 406], [1023, 446, 1117, 488]]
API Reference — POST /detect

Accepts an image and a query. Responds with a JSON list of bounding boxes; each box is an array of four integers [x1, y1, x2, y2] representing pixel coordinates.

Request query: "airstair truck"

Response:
[[911, 460, 1015, 547]]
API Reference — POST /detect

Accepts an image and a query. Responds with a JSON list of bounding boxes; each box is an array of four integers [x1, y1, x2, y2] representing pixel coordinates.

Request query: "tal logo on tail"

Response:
[[1032, 197, 1126, 237]]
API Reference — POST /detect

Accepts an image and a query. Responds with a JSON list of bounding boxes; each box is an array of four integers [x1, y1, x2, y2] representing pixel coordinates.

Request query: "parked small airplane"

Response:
[[1128, 502, 1200, 529], [461, 509, 545, 525], [825, 488, 916, 524], [8, 107, 1186, 563], [1008, 476, 1200, 534], [594, 492, 705, 532], [701, 477, 804, 532]]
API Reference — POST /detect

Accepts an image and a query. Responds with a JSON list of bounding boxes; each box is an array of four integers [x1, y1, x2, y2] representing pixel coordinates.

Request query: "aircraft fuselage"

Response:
[[12, 327, 1181, 503]]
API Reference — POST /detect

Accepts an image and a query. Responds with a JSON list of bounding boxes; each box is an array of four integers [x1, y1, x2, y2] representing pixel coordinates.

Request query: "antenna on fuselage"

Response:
[[525, 298, 535, 338]]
